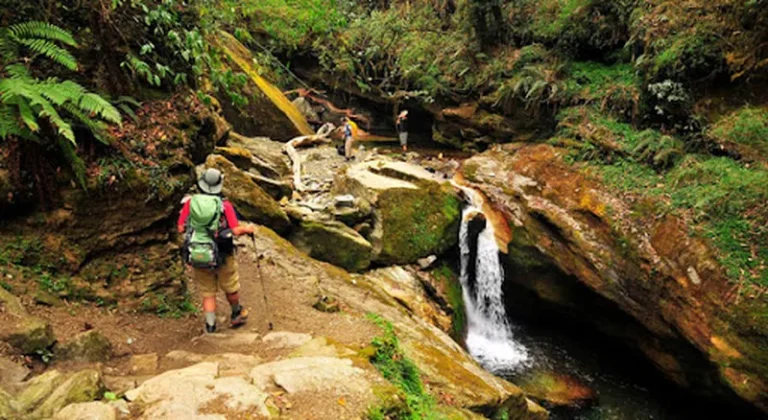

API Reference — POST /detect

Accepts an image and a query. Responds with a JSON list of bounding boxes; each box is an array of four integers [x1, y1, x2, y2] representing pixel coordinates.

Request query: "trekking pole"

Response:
[[250, 234, 274, 331]]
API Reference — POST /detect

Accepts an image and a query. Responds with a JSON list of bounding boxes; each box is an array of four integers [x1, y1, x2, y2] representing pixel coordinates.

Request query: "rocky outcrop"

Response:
[[55, 330, 112, 363], [289, 219, 373, 272], [333, 159, 461, 265], [53, 402, 116, 420], [124, 361, 270, 419], [362, 266, 452, 332], [4, 369, 106, 420], [204, 154, 291, 233], [433, 101, 548, 150], [0, 288, 55, 355], [462, 144, 768, 414]]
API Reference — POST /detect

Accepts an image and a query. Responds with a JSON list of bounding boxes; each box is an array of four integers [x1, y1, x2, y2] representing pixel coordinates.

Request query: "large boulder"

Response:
[[0, 288, 55, 356], [4, 318, 55, 356], [124, 361, 270, 419], [250, 356, 371, 395], [333, 159, 461, 265], [462, 144, 768, 414], [15, 370, 66, 414], [204, 154, 291, 233], [289, 219, 373, 272], [0, 390, 14, 420], [0, 358, 29, 395], [55, 330, 112, 363], [53, 402, 116, 420], [362, 267, 452, 332], [29, 369, 104, 419]]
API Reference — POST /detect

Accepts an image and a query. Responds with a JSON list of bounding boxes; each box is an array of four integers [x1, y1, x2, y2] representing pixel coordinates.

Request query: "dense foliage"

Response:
[[0, 22, 121, 187]]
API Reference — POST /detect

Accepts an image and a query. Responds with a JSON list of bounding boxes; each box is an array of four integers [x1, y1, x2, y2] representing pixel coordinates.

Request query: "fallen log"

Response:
[[284, 123, 335, 191]]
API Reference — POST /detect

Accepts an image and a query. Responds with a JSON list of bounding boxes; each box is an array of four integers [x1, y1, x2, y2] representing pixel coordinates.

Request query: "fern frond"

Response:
[[57, 137, 87, 188], [118, 103, 139, 123], [62, 102, 111, 144], [79, 93, 122, 125], [39, 79, 86, 106], [2, 80, 77, 142], [0, 102, 38, 141], [116, 95, 142, 108], [6, 96, 39, 132], [4, 63, 32, 80], [16, 38, 78, 70], [9, 21, 77, 47]]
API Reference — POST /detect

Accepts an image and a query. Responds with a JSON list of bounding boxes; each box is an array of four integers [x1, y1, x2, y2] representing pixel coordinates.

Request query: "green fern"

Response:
[[0, 21, 123, 189]]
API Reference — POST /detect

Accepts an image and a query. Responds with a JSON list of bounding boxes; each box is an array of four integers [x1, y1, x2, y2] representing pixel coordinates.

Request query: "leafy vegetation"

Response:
[[0, 21, 122, 187], [708, 107, 768, 158], [366, 313, 440, 420], [140, 291, 199, 318]]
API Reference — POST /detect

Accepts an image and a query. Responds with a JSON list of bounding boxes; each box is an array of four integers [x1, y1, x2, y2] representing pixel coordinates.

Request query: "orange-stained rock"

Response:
[[519, 371, 597, 408]]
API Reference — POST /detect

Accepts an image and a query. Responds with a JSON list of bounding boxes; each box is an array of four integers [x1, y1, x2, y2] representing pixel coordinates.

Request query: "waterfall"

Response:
[[458, 188, 529, 372]]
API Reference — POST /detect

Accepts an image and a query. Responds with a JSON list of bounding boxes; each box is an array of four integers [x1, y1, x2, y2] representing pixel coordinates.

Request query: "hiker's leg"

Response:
[[344, 136, 353, 158], [219, 256, 248, 327], [193, 268, 218, 330]]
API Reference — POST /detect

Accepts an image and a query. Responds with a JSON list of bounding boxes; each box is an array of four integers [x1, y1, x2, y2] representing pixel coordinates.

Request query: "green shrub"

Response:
[[709, 107, 768, 156]]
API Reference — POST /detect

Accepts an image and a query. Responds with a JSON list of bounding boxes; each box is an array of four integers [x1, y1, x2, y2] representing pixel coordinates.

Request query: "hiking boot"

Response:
[[205, 323, 217, 333], [230, 307, 249, 328]]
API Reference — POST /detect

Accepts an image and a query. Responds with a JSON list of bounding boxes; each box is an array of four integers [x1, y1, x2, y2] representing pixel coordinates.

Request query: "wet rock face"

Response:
[[333, 159, 461, 265], [462, 144, 768, 414]]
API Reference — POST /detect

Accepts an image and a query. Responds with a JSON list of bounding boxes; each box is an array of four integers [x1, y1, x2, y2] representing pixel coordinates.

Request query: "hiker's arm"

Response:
[[232, 224, 256, 236], [177, 200, 191, 233], [223, 201, 254, 235]]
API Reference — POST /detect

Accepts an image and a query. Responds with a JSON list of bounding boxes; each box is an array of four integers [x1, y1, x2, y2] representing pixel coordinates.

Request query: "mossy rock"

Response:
[[55, 330, 112, 363], [16, 370, 66, 414], [290, 219, 373, 272], [204, 154, 290, 233], [29, 369, 104, 419], [4, 317, 55, 355], [376, 183, 461, 265], [0, 390, 14, 420]]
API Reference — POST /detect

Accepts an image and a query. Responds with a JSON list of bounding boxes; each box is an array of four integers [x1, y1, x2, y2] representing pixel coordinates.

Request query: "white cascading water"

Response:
[[458, 187, 529, 372]]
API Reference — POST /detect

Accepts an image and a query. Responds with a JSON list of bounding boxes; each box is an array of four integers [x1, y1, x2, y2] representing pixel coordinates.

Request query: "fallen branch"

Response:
[[285, 88, 371, 129], [284, 123, 335, 191]]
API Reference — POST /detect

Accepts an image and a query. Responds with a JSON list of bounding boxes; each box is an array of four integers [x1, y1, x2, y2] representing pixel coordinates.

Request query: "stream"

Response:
[[456, 187, 740, 420]]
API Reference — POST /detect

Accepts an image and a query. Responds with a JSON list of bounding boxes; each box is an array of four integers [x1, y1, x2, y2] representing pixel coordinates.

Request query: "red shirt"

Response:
[[177, 196, 239, 232]]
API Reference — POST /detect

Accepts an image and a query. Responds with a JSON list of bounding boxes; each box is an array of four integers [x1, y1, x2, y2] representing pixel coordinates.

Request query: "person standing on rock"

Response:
[[396, 110, 409, 153], [178, 168, 256, 333], [343, 117, 355, 161]]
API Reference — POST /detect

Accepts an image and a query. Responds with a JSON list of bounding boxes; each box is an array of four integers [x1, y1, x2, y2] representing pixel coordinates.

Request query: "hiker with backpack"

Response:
[[343, 117, 355, 161], [178, 168, 255, 333]]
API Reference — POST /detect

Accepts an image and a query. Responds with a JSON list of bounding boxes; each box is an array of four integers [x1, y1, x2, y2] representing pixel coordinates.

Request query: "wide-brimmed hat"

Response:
[[198, 168, 224, 194]]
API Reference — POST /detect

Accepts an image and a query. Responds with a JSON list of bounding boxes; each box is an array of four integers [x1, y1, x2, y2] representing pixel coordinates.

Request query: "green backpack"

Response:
[[183, 194, 223, 268]]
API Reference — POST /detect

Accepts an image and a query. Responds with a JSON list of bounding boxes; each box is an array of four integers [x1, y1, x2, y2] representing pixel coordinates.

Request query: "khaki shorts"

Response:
[[192, 255, 240, 298], [399, 132, 408, 146]]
